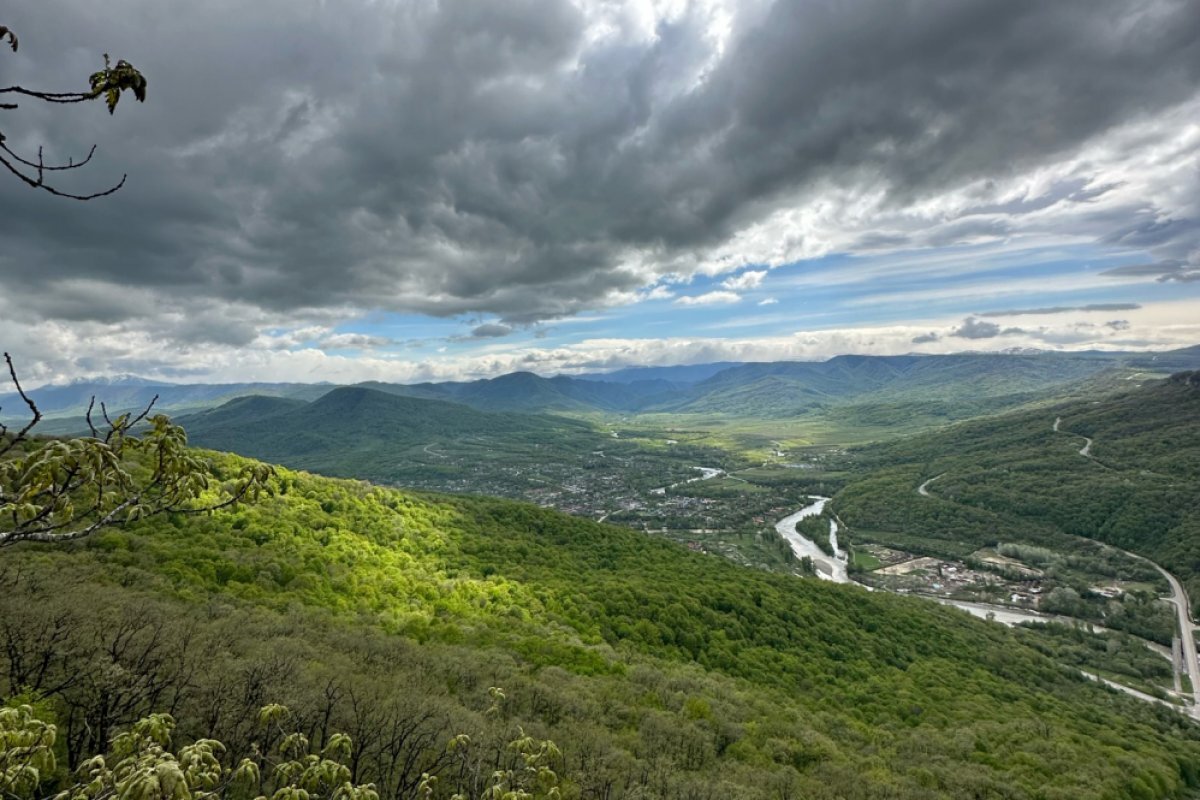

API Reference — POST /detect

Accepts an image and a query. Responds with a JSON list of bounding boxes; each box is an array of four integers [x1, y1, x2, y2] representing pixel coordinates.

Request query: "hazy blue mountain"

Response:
[[575, 362, 745, 384], [358, 371, 676, 412], [650, 351, 1194, 417], [0, 377, 330, 421], [12, 349, 1200, 425]]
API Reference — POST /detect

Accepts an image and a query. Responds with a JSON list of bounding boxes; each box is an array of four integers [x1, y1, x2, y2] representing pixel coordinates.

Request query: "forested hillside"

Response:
[[179, 386, 599, 478], [835, 373, 1200, 611], [3, 453, 1199, 799]]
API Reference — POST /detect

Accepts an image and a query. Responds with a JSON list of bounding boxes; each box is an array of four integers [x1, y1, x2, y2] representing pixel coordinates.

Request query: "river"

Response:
[[775, 497, 848, 583], [773, 494, 1193, 714], [650, 466, 724, 495], [775, 500, 1155, 628]]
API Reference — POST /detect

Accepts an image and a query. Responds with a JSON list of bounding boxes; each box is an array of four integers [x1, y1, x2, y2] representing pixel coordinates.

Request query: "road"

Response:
[[905, 417, 1200, 717], [1139, 556, 1200, 715], [1060, 418, 1199, 713], [916, 474, 942, 497], [1079, 672, 1183, 711], [767, 415, 1197, 716], [772, 496, 1185, 714], [1053, 416, 1093, 458]]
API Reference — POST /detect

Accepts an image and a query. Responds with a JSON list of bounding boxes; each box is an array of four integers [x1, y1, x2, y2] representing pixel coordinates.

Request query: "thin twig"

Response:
[[0, 352, 41, 457], [0, 149, 126, 200], [85, 396, 99, 438], [126, 394, 160, 430], [0, 86, 93, 103], [0, 141, 97, 172]]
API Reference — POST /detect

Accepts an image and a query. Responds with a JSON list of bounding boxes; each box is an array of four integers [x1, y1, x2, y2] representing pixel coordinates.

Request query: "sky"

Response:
[[1, 0, 1198, 386]]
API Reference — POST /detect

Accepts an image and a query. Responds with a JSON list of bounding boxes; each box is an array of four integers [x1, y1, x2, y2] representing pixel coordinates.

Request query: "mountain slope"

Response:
[[577, 362, 745, 384], [182, 385, 592, 472], [364, 372, 678, 412], [835, 372, 1200, 609], [2, 455, 1198, 798], [181, 394, 308, 428], [658, 353, 1138, 416]]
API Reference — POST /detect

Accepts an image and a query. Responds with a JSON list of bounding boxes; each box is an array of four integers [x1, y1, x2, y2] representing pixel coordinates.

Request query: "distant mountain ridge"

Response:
[[575, 362, 745, 384], [179, 385, 591, 476], [0, 378, 330, 420], [350, 347, 1200, 417], [7, 347, 1200, 423], [357, 371, 681, 413]]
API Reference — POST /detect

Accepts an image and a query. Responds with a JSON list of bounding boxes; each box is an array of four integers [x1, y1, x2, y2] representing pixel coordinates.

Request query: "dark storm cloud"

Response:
[[469, 323, 515, 339], [1, 0, 1198, 343]]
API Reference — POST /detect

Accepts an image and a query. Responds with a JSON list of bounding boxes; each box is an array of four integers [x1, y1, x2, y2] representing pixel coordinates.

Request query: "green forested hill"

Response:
[[653, 353, 1143, 417], [360, 372, 681, 412], [180, 386, 595, 475], [3, 453, 1199, 799], [835, 373, 1200, 609]]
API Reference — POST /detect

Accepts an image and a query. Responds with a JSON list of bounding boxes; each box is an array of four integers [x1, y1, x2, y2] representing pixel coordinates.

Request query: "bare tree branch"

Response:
[[0, 352, 41, 458], [0, 142, 98, 172], [0, 26, 145, 199]]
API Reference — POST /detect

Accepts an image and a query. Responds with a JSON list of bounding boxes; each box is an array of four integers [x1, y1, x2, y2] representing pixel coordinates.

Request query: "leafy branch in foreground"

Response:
[[0, 354, 273, 549], [0, 24, 146, 200]]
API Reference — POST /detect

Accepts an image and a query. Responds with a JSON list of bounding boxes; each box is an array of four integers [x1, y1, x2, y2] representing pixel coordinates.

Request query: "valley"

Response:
[[143, 354, 1200, 713], [8, 7, 1200, 798], [5, 352, 1200, 798]]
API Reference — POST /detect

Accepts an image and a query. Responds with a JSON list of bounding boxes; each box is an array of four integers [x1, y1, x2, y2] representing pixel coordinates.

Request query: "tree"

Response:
[[0, 23, 146, 199], [0, 354, 273, 549], [1, 695, 561, 800]]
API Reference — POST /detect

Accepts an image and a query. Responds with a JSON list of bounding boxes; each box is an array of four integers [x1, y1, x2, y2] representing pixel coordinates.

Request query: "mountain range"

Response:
[[9, 347, 1200, 425]]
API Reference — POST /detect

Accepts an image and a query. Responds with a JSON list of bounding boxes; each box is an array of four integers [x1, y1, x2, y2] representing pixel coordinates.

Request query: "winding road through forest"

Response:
[[771, 415, 1200, 716], [916, 474, 942, 497], [902, 417, 1200, 716], [1053, 416, 1094, 458], [918, 467, 1198, 714], [1050, 416, 1198, 709]]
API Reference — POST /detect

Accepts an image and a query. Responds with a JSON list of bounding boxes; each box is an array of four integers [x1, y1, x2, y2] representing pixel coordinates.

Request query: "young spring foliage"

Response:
[[2, 448, 1199, 798]]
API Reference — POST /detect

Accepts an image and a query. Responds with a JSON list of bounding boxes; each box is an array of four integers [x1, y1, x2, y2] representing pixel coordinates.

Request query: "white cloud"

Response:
[[642, 285, 676, 301], [721, 270, 767, 291], [675, 291, 742, 306], [758, 297, 778, 306], [8, 299, 1198, 391]]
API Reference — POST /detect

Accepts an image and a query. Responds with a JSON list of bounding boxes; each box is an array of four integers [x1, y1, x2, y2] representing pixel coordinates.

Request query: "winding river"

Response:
[[775, 497, 848, 583], [775, 498, 1159, 627], [651, 466, 724, 495], [773, 474, 1197, 716]]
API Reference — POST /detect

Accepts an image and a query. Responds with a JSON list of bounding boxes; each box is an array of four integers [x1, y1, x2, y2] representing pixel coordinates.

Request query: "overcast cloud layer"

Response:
[[2, 0, 1199, 383]]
